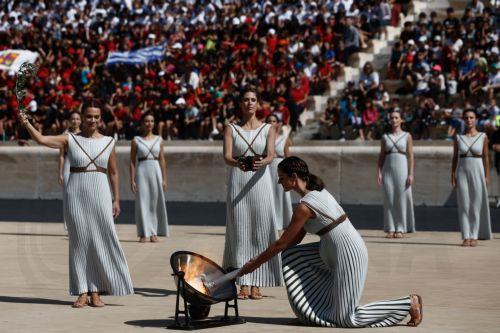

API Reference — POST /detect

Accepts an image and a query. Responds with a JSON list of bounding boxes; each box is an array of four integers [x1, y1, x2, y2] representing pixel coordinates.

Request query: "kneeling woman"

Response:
[[239, 157, 422, 327]]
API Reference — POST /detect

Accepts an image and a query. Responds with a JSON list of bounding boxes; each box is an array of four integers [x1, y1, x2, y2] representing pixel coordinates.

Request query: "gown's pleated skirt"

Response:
[[283, 221, 411, 327], [456, 158, 492, 240], [135, 160, 169, 237], [65, 172, 134, 296], [382, 154, 415, 233], [223, 166, 284, 287]]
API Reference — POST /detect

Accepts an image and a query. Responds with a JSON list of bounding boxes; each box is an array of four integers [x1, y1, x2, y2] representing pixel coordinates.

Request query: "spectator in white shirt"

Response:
[[359, 62, 380, 98]]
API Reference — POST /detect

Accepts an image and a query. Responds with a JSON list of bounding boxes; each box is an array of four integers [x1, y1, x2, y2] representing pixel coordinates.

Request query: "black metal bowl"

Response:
[[170, 251, 236, 306]]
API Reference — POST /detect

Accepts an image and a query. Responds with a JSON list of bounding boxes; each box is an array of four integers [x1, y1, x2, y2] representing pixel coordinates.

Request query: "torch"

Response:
[[15, 61, 39, 122]]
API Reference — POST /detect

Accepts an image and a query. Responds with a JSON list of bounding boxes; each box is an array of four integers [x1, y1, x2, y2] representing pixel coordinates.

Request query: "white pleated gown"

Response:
[[283, 190, 412, 327], [270, 132, 293, 229], [65, 133, 134, 296], [134, 136, 169, 237], [223, 123, 284, 287], [381, 132, 415, 233], [456, 133, 492, 240]]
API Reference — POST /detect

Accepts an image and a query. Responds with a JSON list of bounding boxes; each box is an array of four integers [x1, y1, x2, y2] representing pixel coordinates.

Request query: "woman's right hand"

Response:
[[131, 181, 137, 194], [377, 172, 382, 186], [18, 112, 29, 126], [451, 172, 457, 187], [58, 174, 64, 186]]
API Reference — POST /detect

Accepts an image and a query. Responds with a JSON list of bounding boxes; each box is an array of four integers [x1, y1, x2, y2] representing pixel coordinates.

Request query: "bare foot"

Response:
[[407, 294, 423, 327], [238, 285, 249, 300], [89, 293, 105, 307], [139, 237, 147, 243], [469, 239, 478, 247], [395, 232, 404, 239], [249, 286, 263, 300], [150, 235, 159, 243], [72, 294, 88, 308], [461, 239, 470, 247], [386, 232, 394, 239]]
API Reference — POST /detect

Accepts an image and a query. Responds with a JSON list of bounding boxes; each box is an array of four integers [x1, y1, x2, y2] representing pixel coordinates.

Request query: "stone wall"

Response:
[[0, 144, 497, 206]]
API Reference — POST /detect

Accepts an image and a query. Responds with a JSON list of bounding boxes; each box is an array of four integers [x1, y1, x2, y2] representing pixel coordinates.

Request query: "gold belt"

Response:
[[316, 214, 348, 236]]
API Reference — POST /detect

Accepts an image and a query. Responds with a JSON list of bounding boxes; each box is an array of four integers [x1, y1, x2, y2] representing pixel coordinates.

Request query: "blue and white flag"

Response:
[[106, 44, 165, 66]]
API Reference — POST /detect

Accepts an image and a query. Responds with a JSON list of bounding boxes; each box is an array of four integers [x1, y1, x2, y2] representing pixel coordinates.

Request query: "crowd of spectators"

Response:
[[320, 1, 499, 141], [0, 0, 406, 142]]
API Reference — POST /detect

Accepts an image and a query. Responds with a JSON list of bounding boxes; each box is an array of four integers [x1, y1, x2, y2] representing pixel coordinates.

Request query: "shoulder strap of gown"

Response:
[[136, 136, 160, 159], [385, 132, 407, 154], [70, 133, 114, 169], [459, 133, 484, 157], [231, 123, 268, 156]]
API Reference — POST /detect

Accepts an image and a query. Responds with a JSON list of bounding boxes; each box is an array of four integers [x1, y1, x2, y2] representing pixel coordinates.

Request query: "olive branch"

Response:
[[15, 62, 39, 119]]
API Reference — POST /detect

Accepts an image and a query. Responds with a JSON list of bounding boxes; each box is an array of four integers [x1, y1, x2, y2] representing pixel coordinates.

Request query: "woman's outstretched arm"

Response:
[[19, 114, 67, 149], [239, 203, 315, 275]]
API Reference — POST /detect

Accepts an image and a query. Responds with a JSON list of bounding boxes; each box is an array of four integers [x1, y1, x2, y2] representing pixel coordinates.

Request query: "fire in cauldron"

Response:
[[168, 251, 245, 330]]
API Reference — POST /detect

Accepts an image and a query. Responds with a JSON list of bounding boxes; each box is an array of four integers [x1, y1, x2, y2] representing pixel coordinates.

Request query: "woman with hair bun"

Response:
[[130, 112, 169, 243], [239, 156, 423, 327], [451, 109, 491, 247]]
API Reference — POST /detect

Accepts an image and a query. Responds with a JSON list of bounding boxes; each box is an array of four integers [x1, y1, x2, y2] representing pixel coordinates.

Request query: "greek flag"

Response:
[[106, 44, 165, 66]]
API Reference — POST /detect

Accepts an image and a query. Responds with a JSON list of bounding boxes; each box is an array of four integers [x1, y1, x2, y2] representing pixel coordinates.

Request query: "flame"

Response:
[[179, 256, 210, 295]]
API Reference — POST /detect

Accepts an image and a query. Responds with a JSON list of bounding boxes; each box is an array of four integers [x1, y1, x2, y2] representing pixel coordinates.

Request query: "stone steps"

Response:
[[295, 0, 451, 140]]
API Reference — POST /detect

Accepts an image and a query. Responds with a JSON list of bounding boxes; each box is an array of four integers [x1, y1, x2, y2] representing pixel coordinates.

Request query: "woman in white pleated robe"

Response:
[[451, 109, 491, 247], [130, 113, 169, 243], [377, 110, 415, 238]]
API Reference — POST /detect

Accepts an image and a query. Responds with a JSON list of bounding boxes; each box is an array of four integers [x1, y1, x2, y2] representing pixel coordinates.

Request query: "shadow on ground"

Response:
[[124, 316, 299, 328], [0, 296, 74, 306], [134, 288, 176, 297], [365, 240, 461, 247], [0, 295, 123, 306]]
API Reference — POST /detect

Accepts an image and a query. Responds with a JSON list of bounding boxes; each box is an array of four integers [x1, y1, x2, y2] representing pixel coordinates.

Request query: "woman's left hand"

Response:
[[238, 258, 259, 276], [112, 200, 121, 219], [252, 157, 264, 171], [162, 180, 167, 192], [406, 174, 413, 188]]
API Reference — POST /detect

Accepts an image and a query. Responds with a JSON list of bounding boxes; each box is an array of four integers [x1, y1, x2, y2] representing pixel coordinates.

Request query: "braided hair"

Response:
[[278, 156, 325, 191]]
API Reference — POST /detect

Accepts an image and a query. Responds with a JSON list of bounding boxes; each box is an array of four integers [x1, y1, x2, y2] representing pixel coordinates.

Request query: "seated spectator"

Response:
[[361, 98, 380, 140], [358, 62, 380, 98], [445, 102, 464, 139], [319, 97, 341, 140], [484, 62, 500, 99], [428, 65, 446, 102], [413, 97, 437, 140], [343, 17, 361, 60]]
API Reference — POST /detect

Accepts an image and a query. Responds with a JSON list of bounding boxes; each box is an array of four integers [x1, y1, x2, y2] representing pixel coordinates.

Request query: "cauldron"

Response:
[[170, 251, 236, 306]]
